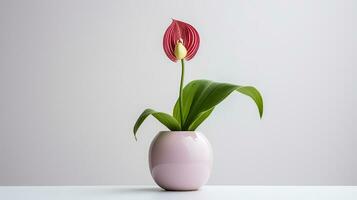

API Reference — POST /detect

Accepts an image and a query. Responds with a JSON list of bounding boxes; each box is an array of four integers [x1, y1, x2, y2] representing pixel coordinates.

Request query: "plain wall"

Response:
[[0, 0, 356, 185]]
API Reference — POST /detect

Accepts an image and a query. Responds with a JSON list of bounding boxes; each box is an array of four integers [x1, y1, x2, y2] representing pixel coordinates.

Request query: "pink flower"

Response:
[[163, 19, 200, 62]]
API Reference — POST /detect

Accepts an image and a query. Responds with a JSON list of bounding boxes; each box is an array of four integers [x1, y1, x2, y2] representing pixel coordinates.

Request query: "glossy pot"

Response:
[[149, 131, 212, 191]]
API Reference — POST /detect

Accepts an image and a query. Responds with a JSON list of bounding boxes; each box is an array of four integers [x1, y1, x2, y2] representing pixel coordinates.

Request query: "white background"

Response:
[[0, 0, 356, 185]]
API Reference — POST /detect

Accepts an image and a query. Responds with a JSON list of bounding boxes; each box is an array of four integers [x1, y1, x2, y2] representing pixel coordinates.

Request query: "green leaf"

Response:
[[133, 109, 181, 140], [235, 86, 264, 118], [173, 80, 263, 130], [188, 107, 214, 131], [173, 80, 212, 126]]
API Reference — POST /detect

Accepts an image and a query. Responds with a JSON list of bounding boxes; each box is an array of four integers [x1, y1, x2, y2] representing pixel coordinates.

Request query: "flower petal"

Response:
[[163, 19, 200, 62]]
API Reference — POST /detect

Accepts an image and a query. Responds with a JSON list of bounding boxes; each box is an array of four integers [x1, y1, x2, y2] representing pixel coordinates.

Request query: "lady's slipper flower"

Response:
[[133, 18, 264, 146], [163, 19, 200, 62]]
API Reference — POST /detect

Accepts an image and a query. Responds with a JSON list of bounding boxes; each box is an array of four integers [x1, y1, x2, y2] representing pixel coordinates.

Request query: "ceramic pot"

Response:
[[149, 131, 212, 191]]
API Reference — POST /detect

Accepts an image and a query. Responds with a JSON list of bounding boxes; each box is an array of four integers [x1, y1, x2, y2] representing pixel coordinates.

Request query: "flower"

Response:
[[163, 19, 200, 62]]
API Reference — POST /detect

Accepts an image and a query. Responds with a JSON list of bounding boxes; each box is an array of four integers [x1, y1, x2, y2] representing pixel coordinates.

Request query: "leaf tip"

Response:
[[259, 100, 263, 119], [259, 109, 263, 119], [133, 128, 138, 141], [133, 130, 138, 141]]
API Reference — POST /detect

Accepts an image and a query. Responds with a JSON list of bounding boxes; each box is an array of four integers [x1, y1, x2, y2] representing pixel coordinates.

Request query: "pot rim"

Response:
[[158, 130, 201, 134]]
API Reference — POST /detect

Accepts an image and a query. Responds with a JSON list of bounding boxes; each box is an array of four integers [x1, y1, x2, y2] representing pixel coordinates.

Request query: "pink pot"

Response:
[[149, 131, 213, 191]]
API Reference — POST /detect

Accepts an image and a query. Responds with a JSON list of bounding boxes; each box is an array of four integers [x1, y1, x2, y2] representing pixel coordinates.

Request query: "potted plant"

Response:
[[133, 19, 263, 191]]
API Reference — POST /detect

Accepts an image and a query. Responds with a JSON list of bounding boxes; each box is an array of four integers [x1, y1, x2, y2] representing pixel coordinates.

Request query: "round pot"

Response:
[[149, 131, 212, 191]]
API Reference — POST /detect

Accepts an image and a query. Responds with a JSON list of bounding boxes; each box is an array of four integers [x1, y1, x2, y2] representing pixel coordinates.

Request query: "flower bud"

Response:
[[174, 41, 187, 60]]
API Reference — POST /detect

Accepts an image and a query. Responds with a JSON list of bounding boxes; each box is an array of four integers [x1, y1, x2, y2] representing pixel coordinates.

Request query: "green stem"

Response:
[[179, 59, 185, 129]]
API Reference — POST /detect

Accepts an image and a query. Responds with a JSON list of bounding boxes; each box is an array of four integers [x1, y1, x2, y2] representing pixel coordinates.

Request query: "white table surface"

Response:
[[1, 185, 356, 200]]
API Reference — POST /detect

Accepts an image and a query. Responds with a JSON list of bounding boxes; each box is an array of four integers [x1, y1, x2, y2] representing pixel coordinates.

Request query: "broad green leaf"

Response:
[[235, 86, 264, 118], [133, 109, 181, 140], [174, 80, 263, 130], [173, 80, 212, 126], [188, 107, 214, 131]]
